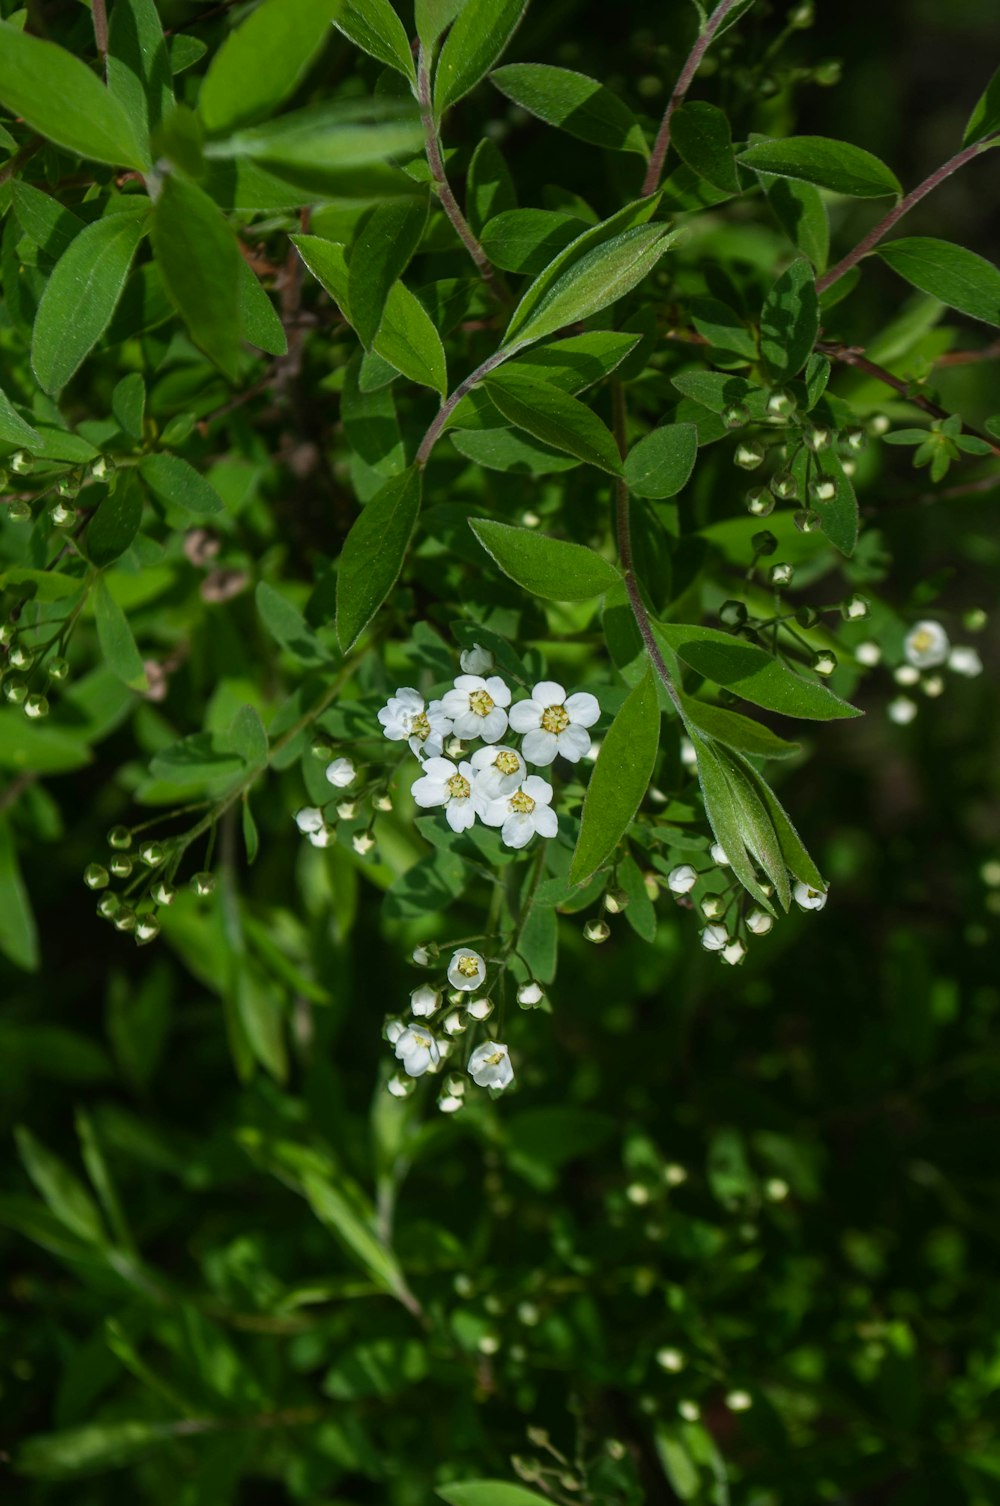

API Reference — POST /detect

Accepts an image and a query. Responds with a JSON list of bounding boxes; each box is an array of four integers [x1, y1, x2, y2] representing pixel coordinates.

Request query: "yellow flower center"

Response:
[[911, 629, 933, 654], [468, 689, 495, 717], [509, 790, 536, 815], [494, 750, 520, 775], [483, 1050, 504, 1067], [447, 774, 470, 800], [541, 704, 569, 733], [456, 954, 480, 978], [411, 712, 430, 740]]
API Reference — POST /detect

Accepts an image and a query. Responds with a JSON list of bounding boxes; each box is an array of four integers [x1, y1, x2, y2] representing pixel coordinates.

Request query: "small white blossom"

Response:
[[438, 1091, 464, 1113], [921, 674, 945, 698], [855, 641, 882, 667], [700, 924, 728, 952], [387, 1072, 414, 1098], [440, 674, 511, 742], [295, 807, 324, 834], [410, 756, 479, 833], [726, 1390, 753, 1412], [894, 664, 920, 686], [746, 909, 773, 936], [508, 681, 600, 766], [372, 793, 393, 811], [383, 1017, 405, 1044], [480, 775, 558, 849], [410, 984, 440, 1018], [793, 881, 827, 911], [448, 948, 487, 992], [394, 1025, 440, 1077], [377, 687, 452, 758], [336, 800, 357, 819], [309, 824, 335, 849], [516, 981, 543, 1007], [469, 744, 526, 800], [949, 645, 983, 677], [667, 864, 697, 894], [468, 1039, 514, 1090], [888, 694, 918, 725], [679, 1400, 701, 1422], [412, 945, 433, 966], [460, 642, 495, 676], [443, 1009, 467, 1035], [325, 756, 356, 788], [722, 939, 747, 966], [352, 832, 375, 856], [710, 843, 730, 867], [904, 619, 950, 669], [466, 996, 494, 1020]]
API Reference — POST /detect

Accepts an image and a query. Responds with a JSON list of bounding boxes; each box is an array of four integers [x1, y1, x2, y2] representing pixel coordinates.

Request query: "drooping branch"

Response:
[[642, 0, 746, 198], [415, 349, 513, 467]]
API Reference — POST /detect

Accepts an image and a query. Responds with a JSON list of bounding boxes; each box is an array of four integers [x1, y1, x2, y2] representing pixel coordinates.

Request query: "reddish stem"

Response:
[[642, 0, 745, 198]]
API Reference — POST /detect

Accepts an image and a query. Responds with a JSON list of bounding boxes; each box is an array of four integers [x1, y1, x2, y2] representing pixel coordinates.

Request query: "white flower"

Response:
[[710, 843, 730, 867], [700, 924, 728, 952], [667, 864, 697, 894], [410, 985, 440, 1018], [460, 643, 495, 676], [468, 1039, 514, 1090], [352, 832, 375, 855], [888, 694, 918, 725], [336, 800, 357, 819], [793, 881, 827, 911], [479, 775, 558, 849], [721, 939, 747, 966], [746, 909, 773, 936], [447, 948, 487, 992], [326, 756, 356, 788], [394, 1025, 440, 1076], [855, 641, 882, 667], [383, 1017, 405, 1044], [466, 996, 493, 1020], [295, 807, 324, 834], [904, 619, 950, 669], [412, 945, 433, 966], [469, 744, 526, 800], [440, 674, 511, 743], [309, 824, 335, 848], [949, 645, 983, 677], [377, 687, 452, 758], [508, 680, 600, 766], [516, 981, 543, 1007], [410, 757, 479, 833]]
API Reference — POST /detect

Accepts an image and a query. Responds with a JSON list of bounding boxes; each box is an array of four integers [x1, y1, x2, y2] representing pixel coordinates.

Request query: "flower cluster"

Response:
[[663, 852, 828, 966], [852, 617, 985, 726]]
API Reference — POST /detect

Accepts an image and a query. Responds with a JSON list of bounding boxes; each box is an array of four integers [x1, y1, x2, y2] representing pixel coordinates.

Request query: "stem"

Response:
[[815, 142, 989, 295], [642, 0, 745, 197], [417, 47, 509, 304], [92, 0, 109, 74], [611, 385, 684, 713], [415, 348, 513, 467]]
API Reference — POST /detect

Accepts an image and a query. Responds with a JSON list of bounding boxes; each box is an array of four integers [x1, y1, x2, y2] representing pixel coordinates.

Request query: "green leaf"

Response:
[[18, 1421, 173, 1479], [31, 211, 149, 395], [111, 373, 146, 440], [688, 297, 758, 361], [493, 330, 641, 395], [963, 63, 1000, 146], [151, 174, 243, 379], [149, 734, 246, 786], [348, 197, 429, 347], [811, 448, 858, 556], [93, 576, 147, 691], [199, 0, 344, 135], [0, 387, 42, 450], [335, 0, 417, 83], [12, 180, 85, 263], [624, 422, 698, 498], [438, 1484, 552, 1506], [84, 473, 144, 568], [483, 372, 622, 473], [503, 207, 674, 351], [107, 0, 175, 146], [480, 209, 583, 275], [336, 467, 423, 649], [570, 668, 660, 884], [256, 582, 330, 665], [715, 743, 790, 908], [466, 137, 517, 234], [435, 0, 528, 116], [876, 238, 1000, 328], [301, 1171, 411, 1301], [236, 257, 288, 355], [689, 734, 776, 910], [759, 258, 819, 379], [0, 568, 83, 604], [220, 705, 269, 772], [468, 518, 621, 600], [670, 369, 752, 413], [766, 177, 829, 272], [0, 817, 38, 973], [670, 101, 741, 194], [215, 99, 423, 181], [680, 697, 800, 759], [451, 426, 578, 474], [0, 22, 148, 170], [139, 454, 226, 517], [738, 136, 902, 198], [14, 1127, 105, 1244], [738, 752, 825, 890], [0, 714, 92, 773], [657, 623, 861, 720], [491, 64, 648, 156], [415, 0, 468, 46]]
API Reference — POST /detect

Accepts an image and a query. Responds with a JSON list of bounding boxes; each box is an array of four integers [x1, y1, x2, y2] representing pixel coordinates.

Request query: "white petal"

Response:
[[484, 676, 511, 707], [441, 690, 469, 717], [479, 707, 509, 743], [478, 796, 507, 828], [564, 691, 600, 727], [531, 680, 565, 706], [522, 775, 553, 804], [532, 805, 558, 839], [521, 728, 557, 766], [508, 700, 542, 733], [447, 800, 476, 832], [395, 687, 424, 710], [420, 757, 455, 781], [556, 723, 591, 762], [411, 777, 448, 808], [501, 814, 534, 848], [451, 710, 483, 739]]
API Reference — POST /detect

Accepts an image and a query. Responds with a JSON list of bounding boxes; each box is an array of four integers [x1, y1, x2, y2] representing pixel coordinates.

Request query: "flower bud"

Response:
[[84, 862, 110, 889], [752, 530, 778, 557], [89, 455, 116, 483], [152, 880, 175, 906], [336, 800, 357, 820], [107, 826, 132, 850], [803, 425, 830, 451], [387, 1072, 415, 1098], [113, 905, 137, 932], [701, 894, 725, 920], [700, 924, 728, 952], [311, 739, 333, 761], [134, 916, 160, 945], [844, 426, 866, 451], [770, 469, 798, 501], [191, 871, 216, 896], [667, 864, 697, 894], [583, 918, 611, 943], [722, 939, 747, 965], [722, 403, 750, 429], [812, 650, 837, 677], [794, 508, 820, 533], [0, 623, 14, 647], [410, 984, 441, 1018], [8, 643, 34, 671], [109, 854, 133, 879], [656, 1347, 686, 1372], [460, 643, 495, 675], [768, 561, 794, 588], [734, 440, 765, 470], [842, 594, 870, 621], [746, 909, 773, 936], [97, 893, 120, 920], [352, 832, 375, 856], [49, 500, 75, 527], [603, 888, 629, 914], [466, 996, 494, 1020], [888, 695, 918, 725], [10, 451, 33, 475], [516, 981, 543, 1007], [4, 678, 27, 705], [710, 842, 730, 866], [921, 674, 944, 698], [963, 607, 987, 632], [719, 599, 747, 627], [48, 656, 70, 681], [745, 486, 774, 517], [855, 640, 881, 666], [766, 390, 795, 418], [7, 497, 32, 524], [372, 793, 393, 812], [24, 693, 49, 719], [139, 841, 166, 866]]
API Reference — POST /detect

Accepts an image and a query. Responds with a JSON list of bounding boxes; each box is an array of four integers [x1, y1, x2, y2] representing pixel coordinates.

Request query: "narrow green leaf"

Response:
[[139, 454, 226, 517], [876, 238, 1000, 328], [759, 258, 819, 379], [749, 759, 826, 890], [149, 734, 245, 785], [336, 467, 423, 649], [256, 582, 330, 665], [31, 212, 149, 395], [680, 697, 800, 759], [466, 137, 517, 234], [111, 373, 146, 440], [236, 256, 288, 355], [963, 63, 1000, 146], [415, 0, 468, 45], [0, 387, 42, 450], [570, 669, 660, 884], [656, 623, 860, 720], [670, 101, 741, 193], [624, 422, 698, 498], [12, 180, 85, 262], [302, 1171, 410, 1299], [93, 576, 147, 691], [483, 372, 622, 473], [242, 800, 260, 864], [688, 296, 759, 361], [738, 136, 902, 198], [107, 0, 175, 146], [0, 817, 39, 973], [716, 745, 791, 908], [766, 177, 829, 272], [18, 1421, 173, 1479], [199, 0, 344, 135], [14, 1127, 105, 1244], [451, 427, 578, 474], [491, 64, 648, 156], [812, 448, 858, 556], [84, 474, 144, 568], [469, 518, 621, 600], [151, 174, 243, 379], [348, 197, 429, 347], [0, 22, 148, 169], [335, 0, 417, 83], [689, 734, 774, 910], [480, 209, 582, 275], [438, 1485, 552, 1506], [435, 0, 528, 116]]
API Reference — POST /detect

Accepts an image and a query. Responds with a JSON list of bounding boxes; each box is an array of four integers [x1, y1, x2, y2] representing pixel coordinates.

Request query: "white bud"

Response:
[[678, 1400, 701, 1422], [793, 881, 827, 911], [710, 843, 730, 866], [888, 695, 918, 725], [656, 1347, 685, 1372], [721, 939, 747, 966], [336, 800, 357, 819], [325, 756, 356, 788], [667, 864, 697, 894], [855, 641, 882, 667], [372, 793, 393, 812], [765, 1177, 789, 1201], [352, 832, 375, 855], [921, 674, 945, 698], [700, 924, 728, 952], [725, 1390, 753, 1412], [948, 645, 983, 678], [516, 981, 543, 1007], [465, 996, 494, 1021], [295, 806, 324, 834], [410, 984, 441, 1018], [680, 737, 698, 768], [459, 642, 495, 676], [746, 909, 773, 936], [894, 664, 920, 686]]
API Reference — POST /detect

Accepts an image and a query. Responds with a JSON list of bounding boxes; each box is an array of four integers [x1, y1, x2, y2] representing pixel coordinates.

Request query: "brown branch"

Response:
[[0, 136, 43, 190], [642, 0, 745, 197], [934, 339, 1000, 368], [91, 0, 109, 74]]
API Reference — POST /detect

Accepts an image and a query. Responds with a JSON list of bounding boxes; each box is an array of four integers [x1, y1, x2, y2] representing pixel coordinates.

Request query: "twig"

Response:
[[415, 349, 513, 467], [0, 136, 43, 190], [642, 0, 745, 197], [934, 339, 1000, 367], [416, 47, 509, 305], [815, 141, 993, 296], [0, 772, 36, 815], [91, 0, 109, 74]]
